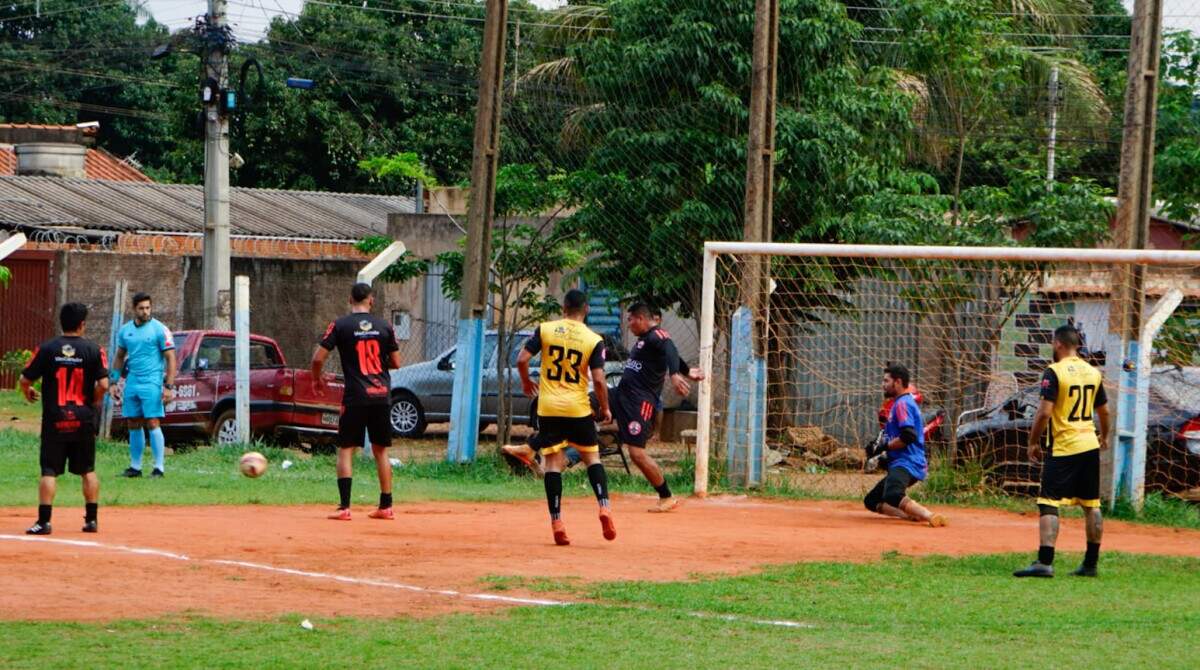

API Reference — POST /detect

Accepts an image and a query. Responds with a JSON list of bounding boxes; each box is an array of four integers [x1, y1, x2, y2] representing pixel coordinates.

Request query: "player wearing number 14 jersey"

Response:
[[20, 303, 110, 535], [312, 283, 401, 521]]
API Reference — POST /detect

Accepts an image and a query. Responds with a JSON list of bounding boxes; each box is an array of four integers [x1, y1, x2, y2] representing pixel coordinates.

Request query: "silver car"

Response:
[[389, 330, 625, 437]]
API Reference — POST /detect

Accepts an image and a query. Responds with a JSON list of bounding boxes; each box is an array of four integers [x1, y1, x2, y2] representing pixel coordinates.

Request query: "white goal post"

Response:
[[691, 242, 1200, 504]]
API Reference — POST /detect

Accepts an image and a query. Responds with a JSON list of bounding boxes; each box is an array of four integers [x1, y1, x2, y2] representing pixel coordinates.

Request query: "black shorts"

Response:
[[528, 415, 598, 455], [40, 433, 96, 477], [338, 404, 392, 448], [863, 466, 915, 511], [1038, 449, 1101, 508], [611, 387, 657, 448]]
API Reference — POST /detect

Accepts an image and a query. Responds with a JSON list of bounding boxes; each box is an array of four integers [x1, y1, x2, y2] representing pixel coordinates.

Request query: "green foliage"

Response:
[[1110, 492, 1200, 530], [559, 0, 933, 315], [0, 265, 9, 287], [1154, 308, 1200, 367], [353, 235, 428, 284], [1154, 30, 1200, 222], [437, 164, 588, 316], [358, 152, 439, 189]]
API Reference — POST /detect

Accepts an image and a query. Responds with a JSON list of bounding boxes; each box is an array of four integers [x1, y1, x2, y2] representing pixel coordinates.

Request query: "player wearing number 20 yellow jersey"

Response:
[[1014, 325, 1111, 579]]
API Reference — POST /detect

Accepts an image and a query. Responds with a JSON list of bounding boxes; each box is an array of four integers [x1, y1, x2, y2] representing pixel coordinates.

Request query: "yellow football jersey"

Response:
[[1040, 355, 1107, 457], [527, 318, 605, 418]]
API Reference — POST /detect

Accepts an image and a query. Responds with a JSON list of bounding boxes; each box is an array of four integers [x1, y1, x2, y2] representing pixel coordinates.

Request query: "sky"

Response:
[[142, 0, 568, 41], [140, 1, 1200, 41]]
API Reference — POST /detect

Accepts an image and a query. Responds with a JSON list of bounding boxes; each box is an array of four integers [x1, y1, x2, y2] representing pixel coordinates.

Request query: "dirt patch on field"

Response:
[[2, 497, 1198, 622]]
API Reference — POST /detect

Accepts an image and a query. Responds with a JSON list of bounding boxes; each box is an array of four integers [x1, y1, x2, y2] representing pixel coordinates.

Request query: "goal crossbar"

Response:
[[704, 242, 1200, 265]]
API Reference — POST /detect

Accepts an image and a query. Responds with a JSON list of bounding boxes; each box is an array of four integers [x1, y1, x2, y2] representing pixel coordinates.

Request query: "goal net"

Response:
[[695, 243, 1200, 506]]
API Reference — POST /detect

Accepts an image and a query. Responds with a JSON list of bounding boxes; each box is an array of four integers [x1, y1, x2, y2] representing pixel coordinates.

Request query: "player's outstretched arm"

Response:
[[19, 375, 39, 403], [310, 346, 330, 393], [109, 347, 127, 398], [516, 348, 537, 398], [162, 349, 177, 402], [1096, 402, 1112, 451], [591, 367, 611, 424], [1027, 400, 1054, 462]]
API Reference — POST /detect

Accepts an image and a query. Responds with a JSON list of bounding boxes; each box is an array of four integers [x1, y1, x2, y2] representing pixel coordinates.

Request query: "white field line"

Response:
[[1, 534, 814, 629]]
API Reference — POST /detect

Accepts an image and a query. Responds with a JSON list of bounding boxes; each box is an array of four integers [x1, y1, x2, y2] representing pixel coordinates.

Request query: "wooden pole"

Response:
[[1105, 0, 1164, 505]]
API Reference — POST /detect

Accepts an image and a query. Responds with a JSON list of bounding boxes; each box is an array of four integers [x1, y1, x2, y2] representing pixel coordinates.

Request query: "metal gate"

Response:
[[0, 251, 57, 388], [423, 263, 460, 360]]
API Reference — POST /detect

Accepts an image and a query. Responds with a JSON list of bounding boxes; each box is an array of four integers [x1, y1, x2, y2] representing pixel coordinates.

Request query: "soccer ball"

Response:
[[239, 451, 268, 478]]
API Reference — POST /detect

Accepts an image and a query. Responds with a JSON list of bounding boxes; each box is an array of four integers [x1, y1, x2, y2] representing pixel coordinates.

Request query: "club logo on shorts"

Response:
[[628, 421, 641, 436], [61, 344, 75, 357], [359, 320, 373, 331]]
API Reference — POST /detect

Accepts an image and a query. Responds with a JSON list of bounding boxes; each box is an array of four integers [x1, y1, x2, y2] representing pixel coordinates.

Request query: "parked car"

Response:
[[388, 330, 626, 438], [112, 330, 345, 445], [955, 366, 1200, 494]]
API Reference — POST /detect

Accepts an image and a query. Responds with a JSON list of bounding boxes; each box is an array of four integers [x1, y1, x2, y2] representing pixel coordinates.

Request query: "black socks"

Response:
[[1038, 545, 1055, 566], [379, 492, 393, 510], [37, 504, 51, 525], [1084, 542, 1100, 569], [587, 464, 610, 508], [85, 502, 98, 523], [654, 481, 672, 499], [544, 472, 563, 521], [337, 477, 352, 509]]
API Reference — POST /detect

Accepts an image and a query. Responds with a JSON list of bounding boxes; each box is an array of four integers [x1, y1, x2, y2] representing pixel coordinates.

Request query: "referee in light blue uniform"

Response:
[[110, 292, 177, 478]]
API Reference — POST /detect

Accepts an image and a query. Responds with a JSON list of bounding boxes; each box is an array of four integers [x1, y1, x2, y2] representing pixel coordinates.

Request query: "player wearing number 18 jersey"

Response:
[[514, 289, 616, 546], [20, 303, 110, 535], [312, 283, 401, 521]]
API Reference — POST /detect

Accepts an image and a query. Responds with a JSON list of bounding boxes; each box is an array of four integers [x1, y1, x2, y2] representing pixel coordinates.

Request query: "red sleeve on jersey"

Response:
[[318, 321, 337, 350]]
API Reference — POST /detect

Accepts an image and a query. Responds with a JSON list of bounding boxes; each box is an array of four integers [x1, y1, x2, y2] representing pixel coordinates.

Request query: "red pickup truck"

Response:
[[113, 330, 344, 445]]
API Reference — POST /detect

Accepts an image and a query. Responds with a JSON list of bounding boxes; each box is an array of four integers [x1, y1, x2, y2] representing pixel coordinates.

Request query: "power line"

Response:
[[0, 57, 181, 88], [0, 0, 130, 23], [0, 90, 171, 120]]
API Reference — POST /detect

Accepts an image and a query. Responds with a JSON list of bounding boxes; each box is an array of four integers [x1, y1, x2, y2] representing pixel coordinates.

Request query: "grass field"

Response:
[[4, 411, 1200, 668], [2, 552, 1198, 669], [0, 428, 694, 508]]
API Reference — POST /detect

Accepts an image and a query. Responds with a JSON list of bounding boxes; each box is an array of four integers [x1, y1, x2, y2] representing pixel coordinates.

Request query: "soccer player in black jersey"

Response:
[[20, 303, 110, 535], [312, 283, 402, 521], [613, 303, 704, 512]]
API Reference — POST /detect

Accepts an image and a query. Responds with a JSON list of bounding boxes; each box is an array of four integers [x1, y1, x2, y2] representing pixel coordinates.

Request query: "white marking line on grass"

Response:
[[1, 535, 814, 629]]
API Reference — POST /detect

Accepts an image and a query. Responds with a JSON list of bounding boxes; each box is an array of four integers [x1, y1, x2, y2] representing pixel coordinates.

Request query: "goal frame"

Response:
[[694, 241, 1200, 505]]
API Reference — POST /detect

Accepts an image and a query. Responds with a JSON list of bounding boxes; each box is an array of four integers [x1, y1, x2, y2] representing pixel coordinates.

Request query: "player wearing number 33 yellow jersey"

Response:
[[526, 318, 605, 419], [514, 290, 616, 547]]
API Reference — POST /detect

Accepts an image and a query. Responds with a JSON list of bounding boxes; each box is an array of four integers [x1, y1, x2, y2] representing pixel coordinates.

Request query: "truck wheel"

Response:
[[390, 392, 427, 438], [211, 409, 241, 445]]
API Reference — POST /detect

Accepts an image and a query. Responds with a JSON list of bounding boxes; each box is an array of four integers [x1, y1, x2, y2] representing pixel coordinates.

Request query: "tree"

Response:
[[436, 165, 590, 446], [0, 0, 189, 178], [546, 0, 936, 318]]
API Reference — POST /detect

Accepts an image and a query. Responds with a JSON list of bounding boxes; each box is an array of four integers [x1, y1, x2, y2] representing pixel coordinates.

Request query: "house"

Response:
[[0, 122, 152, 182], [0, 175, 470, 377]]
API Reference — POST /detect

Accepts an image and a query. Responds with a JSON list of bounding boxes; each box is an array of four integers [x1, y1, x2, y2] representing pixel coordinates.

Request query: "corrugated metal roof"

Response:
[[0, 176, 414, 240]]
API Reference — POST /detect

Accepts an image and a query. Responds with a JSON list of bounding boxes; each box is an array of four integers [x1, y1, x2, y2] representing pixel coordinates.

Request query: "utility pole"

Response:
[[728, 0, 780, 487], [1105, 0, 1164, 506], [1045, 65, 1059, 190], [447, 0, 508, 463], [202, 0, 232, 330]]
